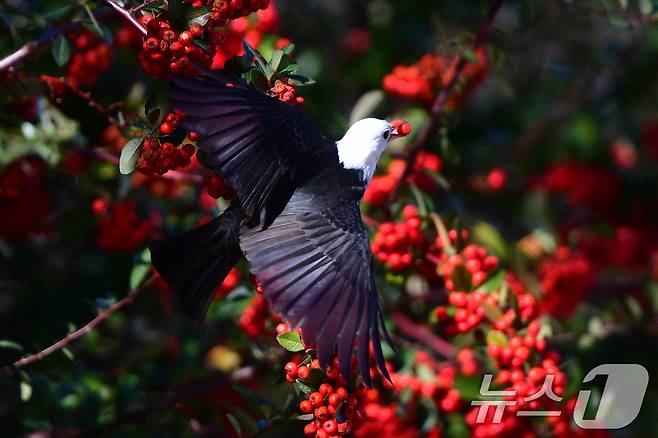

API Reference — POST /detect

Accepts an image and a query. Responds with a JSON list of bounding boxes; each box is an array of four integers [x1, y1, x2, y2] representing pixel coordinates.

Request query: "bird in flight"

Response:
[[150, 68, 411, 386]]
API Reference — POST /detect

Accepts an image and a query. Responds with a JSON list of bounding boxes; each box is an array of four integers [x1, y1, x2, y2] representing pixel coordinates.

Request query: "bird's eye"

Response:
[[383, 130, 390, 140]]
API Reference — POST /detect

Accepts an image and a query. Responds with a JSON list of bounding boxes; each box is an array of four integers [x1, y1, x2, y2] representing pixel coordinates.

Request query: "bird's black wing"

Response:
[[169, 70, 337, 227], [239, 168, 392, 386]]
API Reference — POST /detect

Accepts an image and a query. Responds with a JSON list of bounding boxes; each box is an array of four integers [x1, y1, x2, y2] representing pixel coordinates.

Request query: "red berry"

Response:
[[285, 362, 298, 377], [299, 400, 313, 414], [190, 23, 203, 38], [159, 122, 174, 135], [188, 131, 201, 141], [276, 323, 289, 334], [323, 419, 337, 435], [297, 366, 310, 380], [318, 383, 333, 396], [303, 422, 317, 436], [309, 392, 324, 408], [179, 31, 193, 45]]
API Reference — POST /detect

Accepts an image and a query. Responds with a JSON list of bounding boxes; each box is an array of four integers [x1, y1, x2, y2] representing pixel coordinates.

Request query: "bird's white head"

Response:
[[336, 118, 412, 182]]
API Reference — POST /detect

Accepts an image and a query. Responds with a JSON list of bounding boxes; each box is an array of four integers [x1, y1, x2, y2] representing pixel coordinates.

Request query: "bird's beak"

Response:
[[389, 119, 412, 140]]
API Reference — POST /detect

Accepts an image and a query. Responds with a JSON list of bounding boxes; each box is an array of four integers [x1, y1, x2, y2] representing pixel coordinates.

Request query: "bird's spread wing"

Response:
[[240, 169, 392, 385], [169, 70, 337, 227]]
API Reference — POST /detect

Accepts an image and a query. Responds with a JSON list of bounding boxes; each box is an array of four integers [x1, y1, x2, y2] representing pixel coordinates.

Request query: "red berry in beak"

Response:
[[390, 119, 412, 138]]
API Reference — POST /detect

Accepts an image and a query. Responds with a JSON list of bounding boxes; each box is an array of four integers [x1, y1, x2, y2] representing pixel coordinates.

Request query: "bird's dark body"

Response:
[[150, 68, 392, 385]]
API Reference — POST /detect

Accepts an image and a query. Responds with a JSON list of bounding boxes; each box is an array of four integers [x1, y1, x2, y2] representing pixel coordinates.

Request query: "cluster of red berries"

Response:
[[370, 205, 426, 272], [238, 294, 269, 338], [202, 172, 236, 199], [0, 159, 39, 201], [206, 0, 271, 26], [215, 267, 240, 300], [435, 289, 497, 335], [283, 355, 367, 437], [209, 3, 281, 68], [138, 15, 211, 78], [270, 80, 304, 106], [382, 48, 488, 106], [136, 137, 196, 176], [363, 151, 442, 206], [65, 28, 113, 88], [541, 161, 621, 213], [538, 246, 596, 317], [0, 158, 53, 239], [93, 199, 152, 252], [388, 351, 461, 413], [577, 225, 650, 271], [355, 391, 431, 438], [437, 242, 499, 291]]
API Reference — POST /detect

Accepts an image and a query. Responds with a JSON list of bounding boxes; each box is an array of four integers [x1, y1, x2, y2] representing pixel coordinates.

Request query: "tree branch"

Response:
[[0, 1, 146, 73], [387, 0, 505, 205], [4, 273, 158, 371], [390, 311, 455, 358], [105, 0, 147, 35]]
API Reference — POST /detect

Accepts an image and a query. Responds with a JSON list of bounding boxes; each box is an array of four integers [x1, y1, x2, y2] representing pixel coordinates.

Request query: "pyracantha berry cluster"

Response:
[[65, 28, 114, 88], [370, 205, 427, 272], [138, 14, 211, 77], [215, 267, 240, 299], [364, 151, 442, 206], [206, 0, 271, 26], [382, 48, 488, 107], [238, 294, 270, 338], [283, 354, 367, 437], [136, 137, 196, 175], [94, 199, 152, 252], [270, 79, 304, 106]]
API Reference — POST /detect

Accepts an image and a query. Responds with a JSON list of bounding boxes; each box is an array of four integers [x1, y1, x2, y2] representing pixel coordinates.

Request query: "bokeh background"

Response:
[[1, 0, 658, 436]]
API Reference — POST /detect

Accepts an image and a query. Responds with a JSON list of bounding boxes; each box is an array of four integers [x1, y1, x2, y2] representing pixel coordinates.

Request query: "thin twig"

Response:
[[92, 148, 204, 184], [106, 0, 147, 35], [390, 311, 455, 358], [387, 0, 506, 205], [5, 274, 158, 371], [0, 1, 146, 73]]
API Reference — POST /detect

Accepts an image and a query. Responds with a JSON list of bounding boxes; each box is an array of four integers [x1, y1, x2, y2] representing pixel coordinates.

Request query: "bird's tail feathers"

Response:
[[150, 205, 243, 326]]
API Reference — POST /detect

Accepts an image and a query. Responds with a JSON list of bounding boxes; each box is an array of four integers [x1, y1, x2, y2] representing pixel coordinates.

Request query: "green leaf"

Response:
[[86, 22, 113, 44], [285, 74, 316, 86], [130, 261, 152, 290], [452, 375, 482, 401], [276, 331, 304, 352], [186, 5, 212, 26], [0, 339, 23, 351], [486, 329, 508, 347], [62, 346, 74, 361], [281, 43, 295, 55], [226, 412, 242, 437], [479, 270, 504, 293], [242, 40, 274, 80], [52, 35, 71, 66], [295, 379, 314, 394], [270, 50, 284, 71], [119, 137, 144, 175], [20, 382, 32, 402], [472, 221, 510, 261]]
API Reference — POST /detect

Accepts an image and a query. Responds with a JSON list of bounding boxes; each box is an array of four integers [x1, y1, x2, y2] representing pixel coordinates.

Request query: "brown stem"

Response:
[[390, 311, 455, 358], [105, 0, 147, 35], [5, 274, 158, 371], [386, 0, 506, 205]]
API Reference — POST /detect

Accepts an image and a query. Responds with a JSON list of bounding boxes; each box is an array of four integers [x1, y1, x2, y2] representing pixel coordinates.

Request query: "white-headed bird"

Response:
[[150, 70, 411, 385]]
